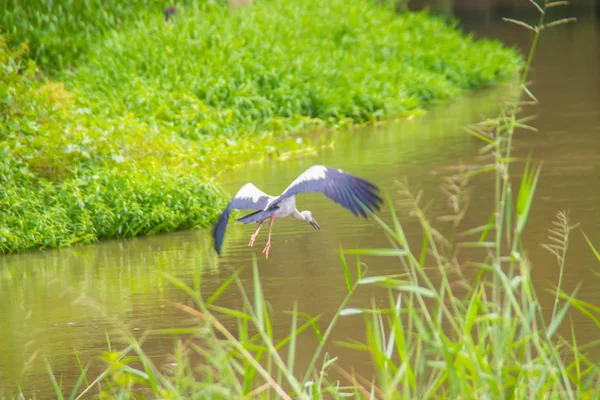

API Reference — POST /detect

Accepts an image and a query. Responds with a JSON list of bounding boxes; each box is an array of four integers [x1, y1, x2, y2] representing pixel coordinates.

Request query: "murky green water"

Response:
[[1, 12, 599, 398]]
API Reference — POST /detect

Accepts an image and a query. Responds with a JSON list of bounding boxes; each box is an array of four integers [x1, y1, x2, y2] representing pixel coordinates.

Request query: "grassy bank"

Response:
[[0, 0, 522, 253]]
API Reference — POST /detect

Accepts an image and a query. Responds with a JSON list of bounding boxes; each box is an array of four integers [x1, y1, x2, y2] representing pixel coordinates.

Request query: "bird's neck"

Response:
[[291, 208, 305, 221]]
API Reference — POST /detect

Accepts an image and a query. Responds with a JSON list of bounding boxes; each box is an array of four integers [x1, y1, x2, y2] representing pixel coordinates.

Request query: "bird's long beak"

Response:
[[310, 219, 320, 231]]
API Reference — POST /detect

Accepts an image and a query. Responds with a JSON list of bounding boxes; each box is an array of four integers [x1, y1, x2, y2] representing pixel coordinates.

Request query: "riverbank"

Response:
[[0, 0, 522, 253]]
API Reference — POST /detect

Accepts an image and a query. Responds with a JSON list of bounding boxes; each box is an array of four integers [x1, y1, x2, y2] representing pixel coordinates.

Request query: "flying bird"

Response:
[[212, 165, 383, 258]]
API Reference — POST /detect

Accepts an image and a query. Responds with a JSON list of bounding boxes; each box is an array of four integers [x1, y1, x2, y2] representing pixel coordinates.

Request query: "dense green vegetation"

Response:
[[1, 0, 190, 71], [0, 0, 521, 253]]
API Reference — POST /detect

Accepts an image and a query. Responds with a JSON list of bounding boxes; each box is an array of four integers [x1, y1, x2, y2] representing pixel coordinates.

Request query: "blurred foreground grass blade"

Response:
[[276, 314, 322, 351], [555, 292, 600, 330], [392, 284, 435, 298], [418, 229, 428, 269], [207, 304, 253, 321], [68, 366, 89, 400], [344, 248, 409, 257], [581, 230, 600, 263], [339, 308, 365, 317], [459, 241, 496, 248], [516, 158, 542, 236], [252, 257, 265, 332], [45, 359, 65, 400], [385, 293, 401, 359], [140, 355, 159, 395], [286, 303, 298, 376], [479, 212, 497, 242], [340, 245, 353, 292], [162, 272, 199, 303], [458, 223, 495, 237], [506, 184, 513, 244], [207, 266, 244, 305], [73, 349, 90, 389], [546, 284, 580, 340]]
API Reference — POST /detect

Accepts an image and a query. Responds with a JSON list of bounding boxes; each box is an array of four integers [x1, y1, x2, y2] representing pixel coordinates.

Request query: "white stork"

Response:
[[212, 165, 383, 258]]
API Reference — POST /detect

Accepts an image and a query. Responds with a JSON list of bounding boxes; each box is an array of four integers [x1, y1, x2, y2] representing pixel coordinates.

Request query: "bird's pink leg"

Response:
[[248, 220, 265, 247], [262, 215, 276, 259]]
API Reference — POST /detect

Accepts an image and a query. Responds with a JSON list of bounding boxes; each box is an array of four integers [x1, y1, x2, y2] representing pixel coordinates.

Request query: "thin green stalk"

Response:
[[300, 278, 359, 387]]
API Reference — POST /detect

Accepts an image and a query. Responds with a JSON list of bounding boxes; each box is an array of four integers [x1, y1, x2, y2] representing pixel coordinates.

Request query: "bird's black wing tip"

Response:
[[212, 205, 232, 256], [213, 231, 224, 256]]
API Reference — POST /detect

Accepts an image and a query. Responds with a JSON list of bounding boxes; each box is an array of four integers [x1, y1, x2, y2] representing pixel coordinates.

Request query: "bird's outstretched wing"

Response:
[[272, 165, 383, 217], [213, 183, 274, 255]]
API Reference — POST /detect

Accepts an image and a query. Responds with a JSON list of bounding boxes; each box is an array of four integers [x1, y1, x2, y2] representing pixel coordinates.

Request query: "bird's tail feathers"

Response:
[[237, 207, 278, 224]]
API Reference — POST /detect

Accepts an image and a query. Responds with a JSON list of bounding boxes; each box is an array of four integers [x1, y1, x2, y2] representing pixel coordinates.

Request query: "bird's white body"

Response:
[[271, 196, 303, 220]]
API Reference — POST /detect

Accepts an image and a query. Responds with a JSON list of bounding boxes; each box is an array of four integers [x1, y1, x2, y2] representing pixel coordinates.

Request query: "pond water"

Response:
[[1, 9, 599, 398]]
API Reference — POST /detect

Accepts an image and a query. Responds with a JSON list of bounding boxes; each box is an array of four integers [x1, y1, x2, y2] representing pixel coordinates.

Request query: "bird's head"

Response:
[[301, 211, 320, 231]]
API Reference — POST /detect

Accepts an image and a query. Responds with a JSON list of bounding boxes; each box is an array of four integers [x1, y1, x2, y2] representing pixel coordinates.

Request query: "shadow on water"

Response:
[[1, 6, 599, 397]]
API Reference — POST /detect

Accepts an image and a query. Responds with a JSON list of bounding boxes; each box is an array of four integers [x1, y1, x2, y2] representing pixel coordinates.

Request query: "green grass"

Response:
[[0, 0, 190, 72], [0, 0, 522, 253]]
